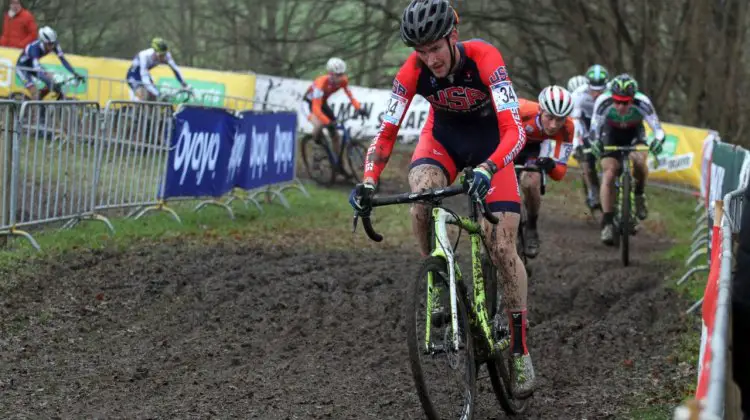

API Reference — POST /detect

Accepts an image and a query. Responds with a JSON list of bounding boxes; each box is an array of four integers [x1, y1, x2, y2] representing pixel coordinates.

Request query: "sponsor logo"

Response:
[[173, 121, 221, 185]]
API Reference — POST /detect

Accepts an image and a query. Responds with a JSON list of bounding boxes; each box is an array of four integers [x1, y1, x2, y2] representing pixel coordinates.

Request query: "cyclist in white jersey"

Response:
[[126, 37, 191, 101], [589, 74, 666, 245], [571, 64, 609, 210]]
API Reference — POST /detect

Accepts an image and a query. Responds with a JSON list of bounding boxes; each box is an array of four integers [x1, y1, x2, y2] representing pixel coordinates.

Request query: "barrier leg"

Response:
[[691, 238, 709, 253], [194, 199, 235, 220], [250, 187, 290, 210], [692, 225, 708, 241], [686, 297, 704, 315], [126, 205, 146, 219], [0, 226, 41, 252], [63, 214, 116, 236], [686, 248, 708, 267], [278, 178, 310, 198], [676, 265, 709, 285], [133, 201, 182, 224]]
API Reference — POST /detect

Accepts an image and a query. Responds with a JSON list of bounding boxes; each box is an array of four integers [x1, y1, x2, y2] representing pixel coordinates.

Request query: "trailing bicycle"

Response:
[[514, 163, 545, 274], [353, 167, 531, 419], [584, 144, 652, 266], [300, 112, 368, 186]]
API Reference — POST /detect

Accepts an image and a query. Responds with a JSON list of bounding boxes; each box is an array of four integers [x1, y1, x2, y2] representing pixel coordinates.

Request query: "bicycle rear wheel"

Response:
[[300, 133, 336, 186], [482, 255, 530, 414], [620, 160, 632, 266], [406, 257, 476, 420], [344, 140, 367, 184]]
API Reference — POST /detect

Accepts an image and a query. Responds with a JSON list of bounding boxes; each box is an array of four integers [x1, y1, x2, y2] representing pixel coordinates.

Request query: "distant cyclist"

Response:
[[302, 57, 365, 155], [126, 37, 191, 102], [567, 74, 588, 93], [15, 26, 85, 100], [589, 73, 666, 245], [571, 64, 610, 210], [515, 86, 575, 258]]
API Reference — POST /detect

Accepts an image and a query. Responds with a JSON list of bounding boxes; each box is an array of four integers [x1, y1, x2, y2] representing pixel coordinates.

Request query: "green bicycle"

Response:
[[585, 144, 652, 266], [354, 167, 530, 419]]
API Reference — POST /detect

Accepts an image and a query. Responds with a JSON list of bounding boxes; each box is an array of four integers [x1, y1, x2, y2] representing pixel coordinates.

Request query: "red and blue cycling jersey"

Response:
[[364, 39, 526, 183]]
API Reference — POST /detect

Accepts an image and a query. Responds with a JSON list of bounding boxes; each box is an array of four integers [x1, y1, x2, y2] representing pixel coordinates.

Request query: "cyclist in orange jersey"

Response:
[[515, 86, 575, 257], [302, 57, 366, 155]]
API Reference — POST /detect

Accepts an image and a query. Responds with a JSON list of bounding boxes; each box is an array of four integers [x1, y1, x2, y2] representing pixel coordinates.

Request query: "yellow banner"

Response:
[[0, 47, 255, 109], [569, 122, 713, 190]]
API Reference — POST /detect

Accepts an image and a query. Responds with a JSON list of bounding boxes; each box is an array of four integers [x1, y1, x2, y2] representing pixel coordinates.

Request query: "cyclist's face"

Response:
[[614, 99, 632, 115], [329, 72, 344, 82], [9, 0, 21, 14], [589, 88, 604, 99], [415, 30, 457, 78], [540, 111, 565, 135], [155, 52, 166, 61]]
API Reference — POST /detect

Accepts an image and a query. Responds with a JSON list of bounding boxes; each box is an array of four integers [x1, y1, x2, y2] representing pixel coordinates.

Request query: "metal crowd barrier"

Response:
[[678, 196, 710, 302], [679, 151, 750, 313], [0, 93, 311, 251], [0, 100, 114, 250], [96, 100, 180, 223], [699, 190, 742, 419]]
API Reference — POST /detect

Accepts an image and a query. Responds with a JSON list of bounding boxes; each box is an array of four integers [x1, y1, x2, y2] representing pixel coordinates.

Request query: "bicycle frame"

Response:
[[427, 205, 498, 356], [318, 115, 361, 166]]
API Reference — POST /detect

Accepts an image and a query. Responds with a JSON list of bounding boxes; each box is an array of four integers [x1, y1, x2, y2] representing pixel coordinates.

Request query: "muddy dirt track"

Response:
[[0, 175, 696, 419]]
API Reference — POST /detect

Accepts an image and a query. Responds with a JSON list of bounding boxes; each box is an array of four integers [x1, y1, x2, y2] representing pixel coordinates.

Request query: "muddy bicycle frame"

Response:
[[355, 168, 502, 354]]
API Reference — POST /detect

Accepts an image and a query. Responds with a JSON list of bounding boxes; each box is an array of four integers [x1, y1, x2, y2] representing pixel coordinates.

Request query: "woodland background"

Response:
[[4, 0, 748, 144]]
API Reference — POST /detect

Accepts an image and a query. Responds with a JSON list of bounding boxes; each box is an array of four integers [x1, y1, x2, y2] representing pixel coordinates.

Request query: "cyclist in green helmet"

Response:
[[126, 37, 192, 101], [589, 73, 667, 245], [571, 64, 610, 210]]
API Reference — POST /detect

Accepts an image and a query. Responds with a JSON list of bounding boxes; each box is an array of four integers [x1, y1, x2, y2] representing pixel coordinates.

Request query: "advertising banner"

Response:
[[162, 106, 297, 199], [0, 47, 256, 108], [253, 73, 429, 142]]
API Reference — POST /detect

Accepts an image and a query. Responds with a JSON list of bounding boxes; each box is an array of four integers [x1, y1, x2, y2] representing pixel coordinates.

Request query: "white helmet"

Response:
[[38, 26, 57, 44], [538, 85, 574, 117], [566, 75, 588, 93], [326, 57, 346, 74]]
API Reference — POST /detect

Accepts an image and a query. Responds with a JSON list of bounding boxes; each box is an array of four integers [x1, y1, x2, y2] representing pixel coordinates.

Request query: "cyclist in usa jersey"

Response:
[[589, 74, 666, 245], [348, 0, 534, 398], [15, 26, 85, 100]]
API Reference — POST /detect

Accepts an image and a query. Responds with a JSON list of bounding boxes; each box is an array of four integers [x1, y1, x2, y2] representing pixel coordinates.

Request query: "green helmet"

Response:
[[585, 64, 609, 90], [610, 73, 638, 100], [151, 37, 169, 53]]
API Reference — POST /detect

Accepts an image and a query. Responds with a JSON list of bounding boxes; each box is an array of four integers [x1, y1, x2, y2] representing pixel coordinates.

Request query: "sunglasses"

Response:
[[613, 99, 632, 105]]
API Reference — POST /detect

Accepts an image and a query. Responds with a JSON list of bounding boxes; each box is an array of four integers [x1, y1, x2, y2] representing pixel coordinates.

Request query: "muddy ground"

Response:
[[0, 162, 697, 419]]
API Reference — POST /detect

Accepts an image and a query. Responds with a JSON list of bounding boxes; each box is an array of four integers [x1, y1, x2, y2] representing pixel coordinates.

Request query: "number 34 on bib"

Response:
[[491, 81, 519, 112], [383, 93, 408, 125]]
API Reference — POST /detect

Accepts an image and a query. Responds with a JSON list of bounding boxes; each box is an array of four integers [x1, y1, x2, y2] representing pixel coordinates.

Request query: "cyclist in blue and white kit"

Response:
[[16, 26, 85, 100], [126, 37, 191, 101]]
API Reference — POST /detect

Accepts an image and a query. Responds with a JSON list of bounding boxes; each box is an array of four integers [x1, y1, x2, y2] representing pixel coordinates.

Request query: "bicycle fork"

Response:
[[429, 207, 462, 353]]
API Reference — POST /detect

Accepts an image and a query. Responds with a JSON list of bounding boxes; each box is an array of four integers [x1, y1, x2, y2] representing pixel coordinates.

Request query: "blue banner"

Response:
[[236, 111, 297, 190], [162, 107, 297, 199]]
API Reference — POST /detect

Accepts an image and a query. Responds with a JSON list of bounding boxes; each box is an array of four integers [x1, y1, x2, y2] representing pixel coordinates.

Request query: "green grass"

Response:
[[0, 182, 414, 279]]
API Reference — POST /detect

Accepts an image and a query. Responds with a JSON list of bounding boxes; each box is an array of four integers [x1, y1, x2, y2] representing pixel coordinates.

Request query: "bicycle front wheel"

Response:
[[300, 134, 336, 186], [620, 161, 632, 266], [344, 140, 367, 184], [406, 256, 476, 420]]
